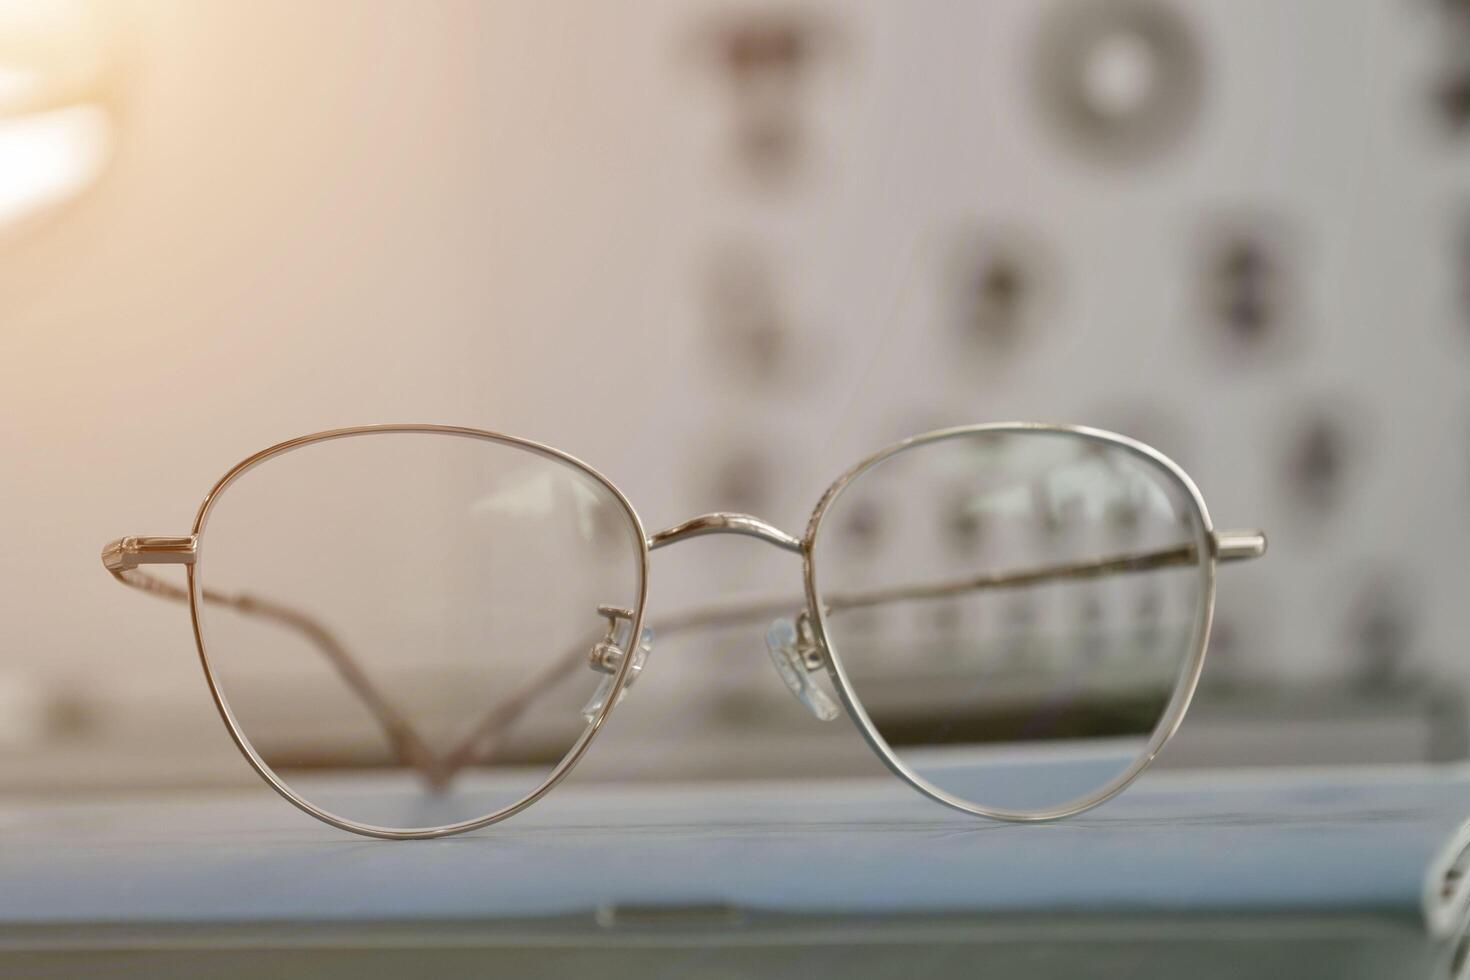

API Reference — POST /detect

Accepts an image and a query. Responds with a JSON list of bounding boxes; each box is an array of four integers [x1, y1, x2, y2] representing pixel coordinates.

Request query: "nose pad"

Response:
[[765, 613, 840, 721], [581, 605, 654, 723]]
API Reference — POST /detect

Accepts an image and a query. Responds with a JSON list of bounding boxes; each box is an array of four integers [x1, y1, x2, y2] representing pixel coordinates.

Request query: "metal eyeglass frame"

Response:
[[102, 422, 1266, 840]]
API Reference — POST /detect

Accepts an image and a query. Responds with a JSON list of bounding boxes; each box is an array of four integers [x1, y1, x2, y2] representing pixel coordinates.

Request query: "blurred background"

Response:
[[1, 0, 1468, 797]]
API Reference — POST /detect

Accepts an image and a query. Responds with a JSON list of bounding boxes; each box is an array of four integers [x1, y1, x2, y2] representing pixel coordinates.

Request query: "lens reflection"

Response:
[[811, 429, 1210, 815], [194, 430, 644, 833]]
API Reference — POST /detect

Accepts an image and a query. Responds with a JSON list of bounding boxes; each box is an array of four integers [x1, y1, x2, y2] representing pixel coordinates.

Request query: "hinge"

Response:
[[101, 535, 198, 572]]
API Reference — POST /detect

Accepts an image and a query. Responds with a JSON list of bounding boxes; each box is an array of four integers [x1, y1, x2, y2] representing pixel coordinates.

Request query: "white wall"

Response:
[[1, 0, 1467, 774]]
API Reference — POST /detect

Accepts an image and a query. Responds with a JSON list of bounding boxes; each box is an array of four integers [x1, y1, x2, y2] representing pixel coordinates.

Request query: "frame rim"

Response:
[[185, 423, 650, 841], [800, 421, 1217, 823]]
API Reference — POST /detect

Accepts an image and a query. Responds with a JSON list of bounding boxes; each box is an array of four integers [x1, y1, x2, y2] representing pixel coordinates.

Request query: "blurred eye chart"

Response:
[[656, 0, 1470, 761]]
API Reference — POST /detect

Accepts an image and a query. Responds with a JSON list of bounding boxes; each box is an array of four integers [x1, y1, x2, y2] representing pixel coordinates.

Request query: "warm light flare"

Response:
[[0, 105, 110, 231], [0, 0, 115, 235]]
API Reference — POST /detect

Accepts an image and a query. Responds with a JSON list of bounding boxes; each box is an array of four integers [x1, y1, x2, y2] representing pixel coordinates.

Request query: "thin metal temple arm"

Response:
[[432, 529, 1268, 783], [436, 643, 588, 777], [648, 528, 1266, 626], [430, 607, 794, 785], [824, 528, 1265, 613], [104, 528, 1265, 789], [102, 541, 449, 786]]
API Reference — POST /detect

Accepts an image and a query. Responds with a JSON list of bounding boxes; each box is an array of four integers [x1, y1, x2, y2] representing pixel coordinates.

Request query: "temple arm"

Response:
[[823, 529, 1266, 612], [432, 529, 1268, 783], [102, 538, 449, 786], [105, 529, 1265, 787]]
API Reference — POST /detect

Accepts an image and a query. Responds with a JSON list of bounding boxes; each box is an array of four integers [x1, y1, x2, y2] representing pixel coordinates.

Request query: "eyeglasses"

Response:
[[103, 423, 1265, 840]]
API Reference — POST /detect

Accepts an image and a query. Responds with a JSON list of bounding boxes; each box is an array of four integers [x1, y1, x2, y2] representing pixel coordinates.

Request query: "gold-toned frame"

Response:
[[804, 422, 1224, 823], [113, 424, 650, 841], [104, 421, 1265, 840]]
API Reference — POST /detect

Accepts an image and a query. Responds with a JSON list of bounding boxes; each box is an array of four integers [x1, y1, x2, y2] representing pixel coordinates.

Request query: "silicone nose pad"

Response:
[[581, 625, 653, 724], [765, 618, 840, 721]]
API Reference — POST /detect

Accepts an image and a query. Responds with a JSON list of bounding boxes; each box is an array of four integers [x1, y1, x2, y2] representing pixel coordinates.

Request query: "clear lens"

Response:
[[194, 430, 644, 833], [810, 428, 1210, 816]]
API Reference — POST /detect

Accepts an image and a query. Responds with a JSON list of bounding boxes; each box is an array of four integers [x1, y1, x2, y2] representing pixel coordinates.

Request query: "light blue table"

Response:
[[4, 765, 1470, 978]]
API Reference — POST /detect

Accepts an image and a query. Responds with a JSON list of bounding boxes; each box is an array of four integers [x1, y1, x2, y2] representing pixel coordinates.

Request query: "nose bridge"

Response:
[[647, 513, 805, 555]]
